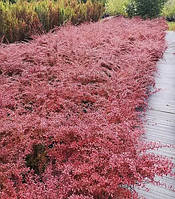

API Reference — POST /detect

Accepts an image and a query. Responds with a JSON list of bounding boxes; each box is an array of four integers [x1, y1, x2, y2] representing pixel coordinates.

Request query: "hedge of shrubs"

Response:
[[0, 0, 104, 43], [105, 0, 169, 19], [1, 0, 175, 44], [105, 0, 175, 22]]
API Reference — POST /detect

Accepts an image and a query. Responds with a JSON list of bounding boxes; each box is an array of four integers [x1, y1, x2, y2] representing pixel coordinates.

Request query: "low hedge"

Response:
[[0, 0, 104, 43], [1, 0, 174, 43]]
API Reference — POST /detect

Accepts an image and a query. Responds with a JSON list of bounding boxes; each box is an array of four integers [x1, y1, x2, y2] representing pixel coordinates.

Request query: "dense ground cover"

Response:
[[0, 17, 174, 199]]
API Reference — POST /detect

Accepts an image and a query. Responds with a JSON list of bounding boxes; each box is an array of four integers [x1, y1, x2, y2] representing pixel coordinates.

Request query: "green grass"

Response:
[[168, 22, 175, 31]]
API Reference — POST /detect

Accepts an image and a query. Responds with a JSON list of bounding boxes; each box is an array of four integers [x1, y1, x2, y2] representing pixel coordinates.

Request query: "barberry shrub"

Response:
[[0, 17, 174, 199]]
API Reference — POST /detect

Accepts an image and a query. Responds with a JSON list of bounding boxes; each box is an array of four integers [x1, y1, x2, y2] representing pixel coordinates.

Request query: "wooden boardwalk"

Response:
[[137, 31, 175, 198]]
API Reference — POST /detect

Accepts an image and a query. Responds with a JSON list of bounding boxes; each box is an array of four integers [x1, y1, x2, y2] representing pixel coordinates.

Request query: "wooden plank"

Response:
[[137, 31, 175, 198]]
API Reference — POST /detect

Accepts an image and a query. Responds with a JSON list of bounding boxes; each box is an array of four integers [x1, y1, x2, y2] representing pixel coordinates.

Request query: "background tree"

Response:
[[133, 0, 167, 19]]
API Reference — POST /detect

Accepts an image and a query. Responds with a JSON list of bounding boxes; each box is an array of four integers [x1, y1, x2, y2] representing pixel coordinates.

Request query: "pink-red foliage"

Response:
[[0, 17, 174, 199]]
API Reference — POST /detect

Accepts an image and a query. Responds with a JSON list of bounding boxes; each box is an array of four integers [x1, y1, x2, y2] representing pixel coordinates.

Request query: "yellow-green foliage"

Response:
[[0, 0, 41, 43], [71, 3, 88, 25], [34, 0, 62, 32], [162, 0, 175, 19], [0, 0, 105, 43], [59, 0, 104, 25], [105, 0, 131, 17], [168, 22, 175, 30], [86, 0, 105, 22], [58, 0, 86, 25], [11, 1, 41, 40], [0, 1, 9, 42]]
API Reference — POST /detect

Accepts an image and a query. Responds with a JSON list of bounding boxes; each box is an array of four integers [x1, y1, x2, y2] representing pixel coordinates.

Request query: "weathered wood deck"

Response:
[[137, 31, 175, 198]]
